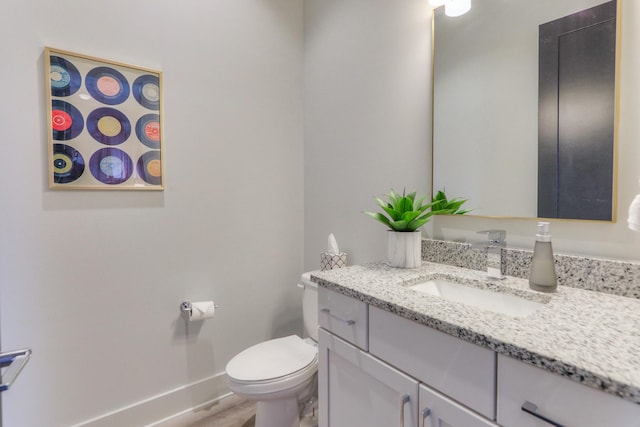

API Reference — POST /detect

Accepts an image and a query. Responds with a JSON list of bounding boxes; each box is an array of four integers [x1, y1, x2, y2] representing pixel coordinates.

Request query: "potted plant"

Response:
[[363, 189, 438, 268], [364, 189, 469, 268]]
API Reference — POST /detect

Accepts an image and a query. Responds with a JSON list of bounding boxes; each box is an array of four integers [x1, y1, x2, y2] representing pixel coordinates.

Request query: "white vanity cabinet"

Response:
[[369, 306, 496, 419], [497, 354, 640, 427], [318, 325, 498, 427], [318, 287, 417, 426], [318, 287, 499, 427], [318, 286, 640, 427], [318, 328, 419, 427]]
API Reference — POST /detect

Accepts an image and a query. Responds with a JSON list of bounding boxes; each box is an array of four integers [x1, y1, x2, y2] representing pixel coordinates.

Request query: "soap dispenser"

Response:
[[529, 222, 557, 292]]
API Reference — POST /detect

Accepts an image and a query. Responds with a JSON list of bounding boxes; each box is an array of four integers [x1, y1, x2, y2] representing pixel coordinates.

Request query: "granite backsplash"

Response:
[[422, 238, 640, 299]]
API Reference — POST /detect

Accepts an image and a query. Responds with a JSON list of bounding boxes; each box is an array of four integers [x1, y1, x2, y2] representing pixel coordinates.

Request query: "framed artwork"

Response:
[[45, 47, 164, 190]]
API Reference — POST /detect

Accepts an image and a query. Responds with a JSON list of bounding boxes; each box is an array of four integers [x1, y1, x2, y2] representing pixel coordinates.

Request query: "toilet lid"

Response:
[[226, 335, 317, 382]]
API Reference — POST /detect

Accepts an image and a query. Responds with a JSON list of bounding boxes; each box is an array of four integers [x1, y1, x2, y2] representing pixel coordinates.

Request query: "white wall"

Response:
[[0, 1, 303, 426], [304, 0, 433, 269], [304, 0, 640, 265]]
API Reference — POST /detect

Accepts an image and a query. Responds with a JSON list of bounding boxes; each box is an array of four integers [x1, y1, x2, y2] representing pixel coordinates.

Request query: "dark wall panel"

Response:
[[538, 0, 616, 220]]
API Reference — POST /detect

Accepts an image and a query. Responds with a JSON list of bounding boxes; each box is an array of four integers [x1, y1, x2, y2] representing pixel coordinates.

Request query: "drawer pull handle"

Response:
[[320, 308, 355, 325], [521, 401, 565, 427], [0, 348, 31, 392], [419, 408, 431, 427], [399, 394, 410, 426]]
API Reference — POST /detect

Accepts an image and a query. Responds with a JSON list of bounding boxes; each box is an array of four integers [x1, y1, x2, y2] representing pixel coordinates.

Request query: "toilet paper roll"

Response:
[[189, 301, 216, 321]]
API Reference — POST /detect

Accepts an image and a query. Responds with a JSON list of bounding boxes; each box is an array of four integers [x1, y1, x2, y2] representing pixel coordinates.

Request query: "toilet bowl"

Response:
[[225, 273, 319, 427]]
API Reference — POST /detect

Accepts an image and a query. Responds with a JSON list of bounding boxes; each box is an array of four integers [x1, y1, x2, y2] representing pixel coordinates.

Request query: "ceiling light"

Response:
[[445, 0, 471, 17]]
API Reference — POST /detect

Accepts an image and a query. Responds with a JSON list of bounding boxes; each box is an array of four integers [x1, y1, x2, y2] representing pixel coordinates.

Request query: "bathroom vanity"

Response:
[[313, 262, 640, 427]]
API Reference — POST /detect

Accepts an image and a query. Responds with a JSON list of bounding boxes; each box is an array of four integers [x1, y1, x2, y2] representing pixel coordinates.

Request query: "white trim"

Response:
[[70, 373, 230, 427]]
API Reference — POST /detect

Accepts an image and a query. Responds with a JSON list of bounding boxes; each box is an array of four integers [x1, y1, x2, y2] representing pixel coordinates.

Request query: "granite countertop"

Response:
[[311, 261, 640, 405]]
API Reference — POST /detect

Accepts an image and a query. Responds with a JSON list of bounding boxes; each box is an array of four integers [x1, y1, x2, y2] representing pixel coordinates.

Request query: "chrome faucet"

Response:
[[477, 230, 506, 279]]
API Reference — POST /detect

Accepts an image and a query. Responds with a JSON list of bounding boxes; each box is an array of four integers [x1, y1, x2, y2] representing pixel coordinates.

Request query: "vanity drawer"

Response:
[[369, 306, 496, 419], [420, 383, 498, 427], [318, 287, 368, 350], [497, 354, 640, 427]]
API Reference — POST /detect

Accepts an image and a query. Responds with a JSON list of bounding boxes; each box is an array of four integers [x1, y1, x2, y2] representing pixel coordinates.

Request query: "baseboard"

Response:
[[70, 373, 230, 427]]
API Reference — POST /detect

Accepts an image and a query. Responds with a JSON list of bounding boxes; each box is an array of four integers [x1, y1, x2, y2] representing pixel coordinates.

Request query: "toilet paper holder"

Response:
[[180, 301, 192, 316], [180, 301, 219, 317]]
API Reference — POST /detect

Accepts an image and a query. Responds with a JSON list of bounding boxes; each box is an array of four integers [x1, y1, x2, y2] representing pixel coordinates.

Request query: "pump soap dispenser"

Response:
[[529, 222, 557, 292]]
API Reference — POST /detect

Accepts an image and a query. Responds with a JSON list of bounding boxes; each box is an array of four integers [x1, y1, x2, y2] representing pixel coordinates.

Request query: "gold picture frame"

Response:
[[45, 47, 164, 190]]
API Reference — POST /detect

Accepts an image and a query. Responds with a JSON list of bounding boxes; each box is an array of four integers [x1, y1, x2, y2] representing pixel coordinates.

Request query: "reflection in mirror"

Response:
[[432, 0, 618, 221]]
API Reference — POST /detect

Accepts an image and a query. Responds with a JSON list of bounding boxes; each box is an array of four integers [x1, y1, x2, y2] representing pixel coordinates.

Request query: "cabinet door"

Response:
[[419, 384, 498, 427], [497, 354, 640, 427], [318, 328, 419, 427]]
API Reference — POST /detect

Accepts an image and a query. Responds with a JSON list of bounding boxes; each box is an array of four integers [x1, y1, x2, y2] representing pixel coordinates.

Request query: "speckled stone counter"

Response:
[[311, 262, 640, 405]]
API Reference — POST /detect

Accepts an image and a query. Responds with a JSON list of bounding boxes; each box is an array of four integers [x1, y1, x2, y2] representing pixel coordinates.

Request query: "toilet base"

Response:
[[255, 397, 299, 427]]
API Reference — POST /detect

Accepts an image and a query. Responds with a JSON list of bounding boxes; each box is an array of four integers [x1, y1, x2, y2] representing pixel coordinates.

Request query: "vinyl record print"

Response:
[[49, 56, 81, 97], [52, 143, 85, 183], [135, 114, 161, 149], [46, 48, 164, 190], [86, 66, 131, 105], [87, 107, 132, 145], [132, 74, 160, 110], [89, 148, 134, 185], [137, 151, 162, 185], [51, 100, 84, 141]]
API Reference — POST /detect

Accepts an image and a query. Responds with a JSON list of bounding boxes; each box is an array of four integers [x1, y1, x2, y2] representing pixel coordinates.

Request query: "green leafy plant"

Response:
[[363, 189, 440, 232], [431, 189, 470, 215]]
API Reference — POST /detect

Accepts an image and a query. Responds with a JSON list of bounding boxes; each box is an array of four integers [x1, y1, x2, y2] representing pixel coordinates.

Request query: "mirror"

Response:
[[432, 0, 619, 221]]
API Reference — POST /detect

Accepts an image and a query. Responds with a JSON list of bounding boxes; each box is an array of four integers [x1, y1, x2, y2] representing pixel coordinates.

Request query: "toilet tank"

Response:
[[300, 272, 319, 342]]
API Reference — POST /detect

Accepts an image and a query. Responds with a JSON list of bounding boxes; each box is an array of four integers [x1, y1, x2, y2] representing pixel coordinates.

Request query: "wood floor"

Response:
[[162, 397, 318, 427], [187, 399, 257, 427]]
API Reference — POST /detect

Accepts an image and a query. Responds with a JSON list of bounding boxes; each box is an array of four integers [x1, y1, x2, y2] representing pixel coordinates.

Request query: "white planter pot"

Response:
[[387, 230, 422, 268]]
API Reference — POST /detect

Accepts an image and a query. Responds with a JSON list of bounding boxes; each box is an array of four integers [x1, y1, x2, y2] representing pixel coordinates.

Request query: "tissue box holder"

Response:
[[320, 252, 347, 271]]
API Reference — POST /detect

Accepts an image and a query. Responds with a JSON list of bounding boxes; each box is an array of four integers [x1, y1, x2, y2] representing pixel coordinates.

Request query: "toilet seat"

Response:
[[226, 335, 318, 397]]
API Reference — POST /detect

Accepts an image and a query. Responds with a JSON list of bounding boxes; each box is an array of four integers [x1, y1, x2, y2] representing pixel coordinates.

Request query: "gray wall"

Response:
[[0, 1, 303, 426], [304, 0, 433, 270]]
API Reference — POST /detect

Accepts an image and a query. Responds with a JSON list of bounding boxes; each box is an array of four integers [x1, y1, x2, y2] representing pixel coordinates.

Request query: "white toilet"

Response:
[[225, 272, 319, 427]]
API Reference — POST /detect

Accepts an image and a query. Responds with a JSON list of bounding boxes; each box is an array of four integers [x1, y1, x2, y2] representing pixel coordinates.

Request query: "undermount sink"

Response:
[[410, 279, 544, 318]]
